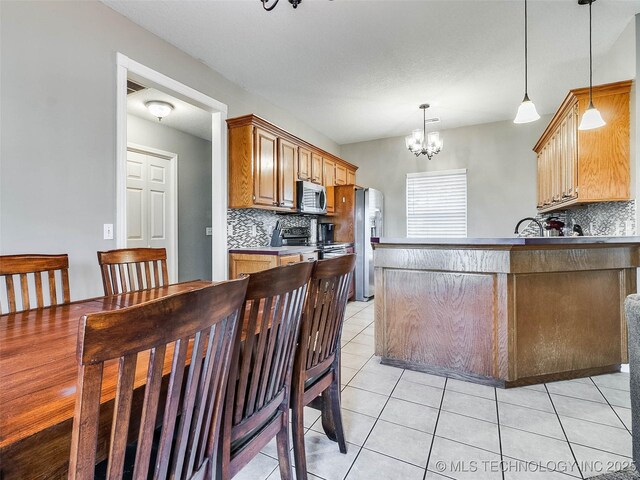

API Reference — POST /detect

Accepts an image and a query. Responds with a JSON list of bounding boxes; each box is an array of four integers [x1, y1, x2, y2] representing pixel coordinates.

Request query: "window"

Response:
[[406, 169, 467, 238]]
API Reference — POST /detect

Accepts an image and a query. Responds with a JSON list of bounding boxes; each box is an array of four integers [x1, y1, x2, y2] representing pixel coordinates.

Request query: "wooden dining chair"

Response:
[[97, 247, 169, 296], [217, 261, 314, 480], [0, 254, 70, 314], [291, 254, 356, 480], [68, 277, 249, 480]]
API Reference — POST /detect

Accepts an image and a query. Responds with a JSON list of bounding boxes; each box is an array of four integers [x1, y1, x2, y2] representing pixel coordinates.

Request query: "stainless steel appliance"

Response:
[[319, 243, 351, 259], [355, 188, 384, 301], [296, 180, 327, 215], [281, 226, 311, 246]]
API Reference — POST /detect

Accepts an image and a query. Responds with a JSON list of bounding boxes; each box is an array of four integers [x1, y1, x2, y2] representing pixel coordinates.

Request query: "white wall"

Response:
[[341, 117, 551, 238], [0, 1, 340, 300], [127, 115, 212, 282]]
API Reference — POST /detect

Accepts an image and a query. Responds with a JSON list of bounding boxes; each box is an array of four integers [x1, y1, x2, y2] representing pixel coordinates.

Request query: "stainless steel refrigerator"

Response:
[[355, 188, 384, 302]]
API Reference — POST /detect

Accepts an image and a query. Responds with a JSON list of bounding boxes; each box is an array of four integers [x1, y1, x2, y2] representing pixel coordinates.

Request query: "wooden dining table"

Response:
[[0, 280, 214, 480]]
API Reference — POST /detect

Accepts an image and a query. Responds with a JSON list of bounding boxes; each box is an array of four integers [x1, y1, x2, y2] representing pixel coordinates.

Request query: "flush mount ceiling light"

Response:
[[578, 0, 606, 130], [145, 100, 174, 122], [405, 104, 443, 160], [514, 0, 540, 124]]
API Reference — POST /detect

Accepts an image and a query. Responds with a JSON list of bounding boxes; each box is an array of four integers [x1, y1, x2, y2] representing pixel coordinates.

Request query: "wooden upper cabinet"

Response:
[[335, 163, 347, 185], [347, 168, 356, 185], [534, 80, 631, 213], [311, 153, 323, 184], [227, 114, 358, 212], [298, 146, 311, 181], [323, 158, 336, 214], [254, 127, 278, 207], [278, 138, 297, 209]]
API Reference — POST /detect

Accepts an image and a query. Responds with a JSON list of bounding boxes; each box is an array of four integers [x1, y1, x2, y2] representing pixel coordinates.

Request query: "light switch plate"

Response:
[[205, 227, 213, 236], [227, 224, 234, 236], [103, 224, 114, 240]]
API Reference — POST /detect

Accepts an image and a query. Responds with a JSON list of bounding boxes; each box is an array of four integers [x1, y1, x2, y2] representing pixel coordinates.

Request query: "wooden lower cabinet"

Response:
[[229, 253, 303, 279]]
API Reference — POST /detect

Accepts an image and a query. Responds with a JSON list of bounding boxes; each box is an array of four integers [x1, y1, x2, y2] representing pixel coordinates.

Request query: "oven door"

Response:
[[320, 248, 348, 260]]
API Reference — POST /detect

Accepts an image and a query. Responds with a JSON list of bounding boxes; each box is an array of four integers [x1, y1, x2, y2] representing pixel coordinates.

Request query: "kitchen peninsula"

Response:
[[373, 237, 640, 387]]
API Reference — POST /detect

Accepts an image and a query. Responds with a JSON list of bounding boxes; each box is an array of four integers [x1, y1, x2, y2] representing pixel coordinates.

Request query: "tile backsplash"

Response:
[[227, 209, 311, 248], [520, 200, 636, 237]]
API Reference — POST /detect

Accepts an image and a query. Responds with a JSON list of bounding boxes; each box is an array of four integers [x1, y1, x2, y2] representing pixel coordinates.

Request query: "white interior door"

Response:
[[126, 148, 177, 282]]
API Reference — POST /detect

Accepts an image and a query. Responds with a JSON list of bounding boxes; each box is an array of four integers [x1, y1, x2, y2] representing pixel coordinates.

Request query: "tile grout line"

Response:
[[341, 368, 406, 480], [495, 387, 506, 480], [588, 376, 633, 436], [545, 383, 585, 479], [422, 377, 448, 480]]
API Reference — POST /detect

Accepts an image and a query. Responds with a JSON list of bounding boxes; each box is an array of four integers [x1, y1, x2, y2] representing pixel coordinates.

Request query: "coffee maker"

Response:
[[317, 223, 335, 244]]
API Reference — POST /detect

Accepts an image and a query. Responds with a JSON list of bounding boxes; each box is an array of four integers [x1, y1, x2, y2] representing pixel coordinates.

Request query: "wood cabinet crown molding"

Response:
[[533, 80, 631, 213]]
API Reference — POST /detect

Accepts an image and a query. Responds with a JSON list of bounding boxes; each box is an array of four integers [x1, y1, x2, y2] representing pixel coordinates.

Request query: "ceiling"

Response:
[[105, 0, 640, 145], [128, 87, 212, 141]]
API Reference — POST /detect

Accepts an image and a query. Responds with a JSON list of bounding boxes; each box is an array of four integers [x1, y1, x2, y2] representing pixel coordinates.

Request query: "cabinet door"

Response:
[[335, 163, 347, 185], [311, 153, 323, 184], [254, 127, 278, 207], [536, 153, 543, 208], [279, 254, 301, 266], [568, 105, 578, 199], [347, 168, 356, 185], [278, 138, 297, 209], [229, 254, 278, 279], [298, 146, 311, 181], [323, 158, 336, 214]]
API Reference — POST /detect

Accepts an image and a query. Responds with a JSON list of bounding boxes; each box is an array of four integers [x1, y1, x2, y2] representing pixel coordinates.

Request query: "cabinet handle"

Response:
[[252, 195, 256, 201], [280, 202, 285, 206], [273, 201, 278, 206]]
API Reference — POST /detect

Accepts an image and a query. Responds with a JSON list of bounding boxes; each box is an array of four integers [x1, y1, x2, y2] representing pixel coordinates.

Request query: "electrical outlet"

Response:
[[227, 224, 234, 236], [205, 227, 213, 236], [103, 224, 114, 240], [251, 225, 257, 236]]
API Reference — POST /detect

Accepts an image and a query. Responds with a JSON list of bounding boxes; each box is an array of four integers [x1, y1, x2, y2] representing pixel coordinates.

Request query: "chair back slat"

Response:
[[97, 248, 169, 296], [0, 254, 71, 314], [69, 278, 248, 480], [106, 354, 137, 480], [132, 344, 167, 479]]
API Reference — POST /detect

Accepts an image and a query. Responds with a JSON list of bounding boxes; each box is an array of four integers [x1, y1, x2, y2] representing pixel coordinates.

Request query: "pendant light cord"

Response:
[[588, 0, 593, 105], [524, 0, 528, 96]]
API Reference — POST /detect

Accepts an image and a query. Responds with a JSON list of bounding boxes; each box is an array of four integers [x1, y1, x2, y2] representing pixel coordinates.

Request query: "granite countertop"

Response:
[[229, 245, 320, 255], [372, 236, 640, 246]]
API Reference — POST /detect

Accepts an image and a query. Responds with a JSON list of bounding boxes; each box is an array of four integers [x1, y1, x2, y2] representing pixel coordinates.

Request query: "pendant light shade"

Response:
[[514, 0, 539, 124], [579, 103, 606, 130], [578, 0, 606, 131], [514, 94, 541, 124]]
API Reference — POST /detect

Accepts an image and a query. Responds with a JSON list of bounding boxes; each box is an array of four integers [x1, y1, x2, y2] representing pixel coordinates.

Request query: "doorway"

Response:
[[115, 53, 229, 281]]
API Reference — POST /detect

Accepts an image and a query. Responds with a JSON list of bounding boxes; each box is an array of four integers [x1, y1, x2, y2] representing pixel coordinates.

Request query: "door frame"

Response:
[[116, 53, 229, 280], [126, 143, 179, 283]]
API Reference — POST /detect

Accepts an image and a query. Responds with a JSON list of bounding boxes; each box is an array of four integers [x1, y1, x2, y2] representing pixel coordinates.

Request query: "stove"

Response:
[[281, 227, 352, 259]]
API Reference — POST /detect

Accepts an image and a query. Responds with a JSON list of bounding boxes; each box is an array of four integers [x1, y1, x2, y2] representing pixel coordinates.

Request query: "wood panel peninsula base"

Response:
[[373, 237, 640, 388]]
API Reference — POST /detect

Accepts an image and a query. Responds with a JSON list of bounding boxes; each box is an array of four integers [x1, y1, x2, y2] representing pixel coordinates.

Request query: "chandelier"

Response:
[[260, 0, 302, 11], [405, 104, 443, 160]]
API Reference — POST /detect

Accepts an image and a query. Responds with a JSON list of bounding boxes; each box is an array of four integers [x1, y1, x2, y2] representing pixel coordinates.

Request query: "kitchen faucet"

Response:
[[514, 217, 544, 237]]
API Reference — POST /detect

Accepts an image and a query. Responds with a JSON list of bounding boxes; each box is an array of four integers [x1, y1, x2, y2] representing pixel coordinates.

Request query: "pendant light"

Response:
[[578, 0, 606, 130], [514, 0, 540, 124]]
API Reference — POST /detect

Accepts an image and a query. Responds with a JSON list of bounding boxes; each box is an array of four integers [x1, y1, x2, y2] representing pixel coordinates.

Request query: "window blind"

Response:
[[406, 169, 467, 238]]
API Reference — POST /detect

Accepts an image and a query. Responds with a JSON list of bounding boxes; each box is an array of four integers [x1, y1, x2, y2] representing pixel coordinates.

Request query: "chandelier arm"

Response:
[[262, 0, 280, 11]]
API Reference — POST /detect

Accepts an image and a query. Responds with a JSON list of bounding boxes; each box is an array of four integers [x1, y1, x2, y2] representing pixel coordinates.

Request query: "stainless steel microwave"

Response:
[[296, 180, 327, 215]]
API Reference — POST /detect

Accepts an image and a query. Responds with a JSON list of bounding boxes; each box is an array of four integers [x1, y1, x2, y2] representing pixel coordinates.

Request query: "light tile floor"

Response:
[[236, 301, 634, 480]]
